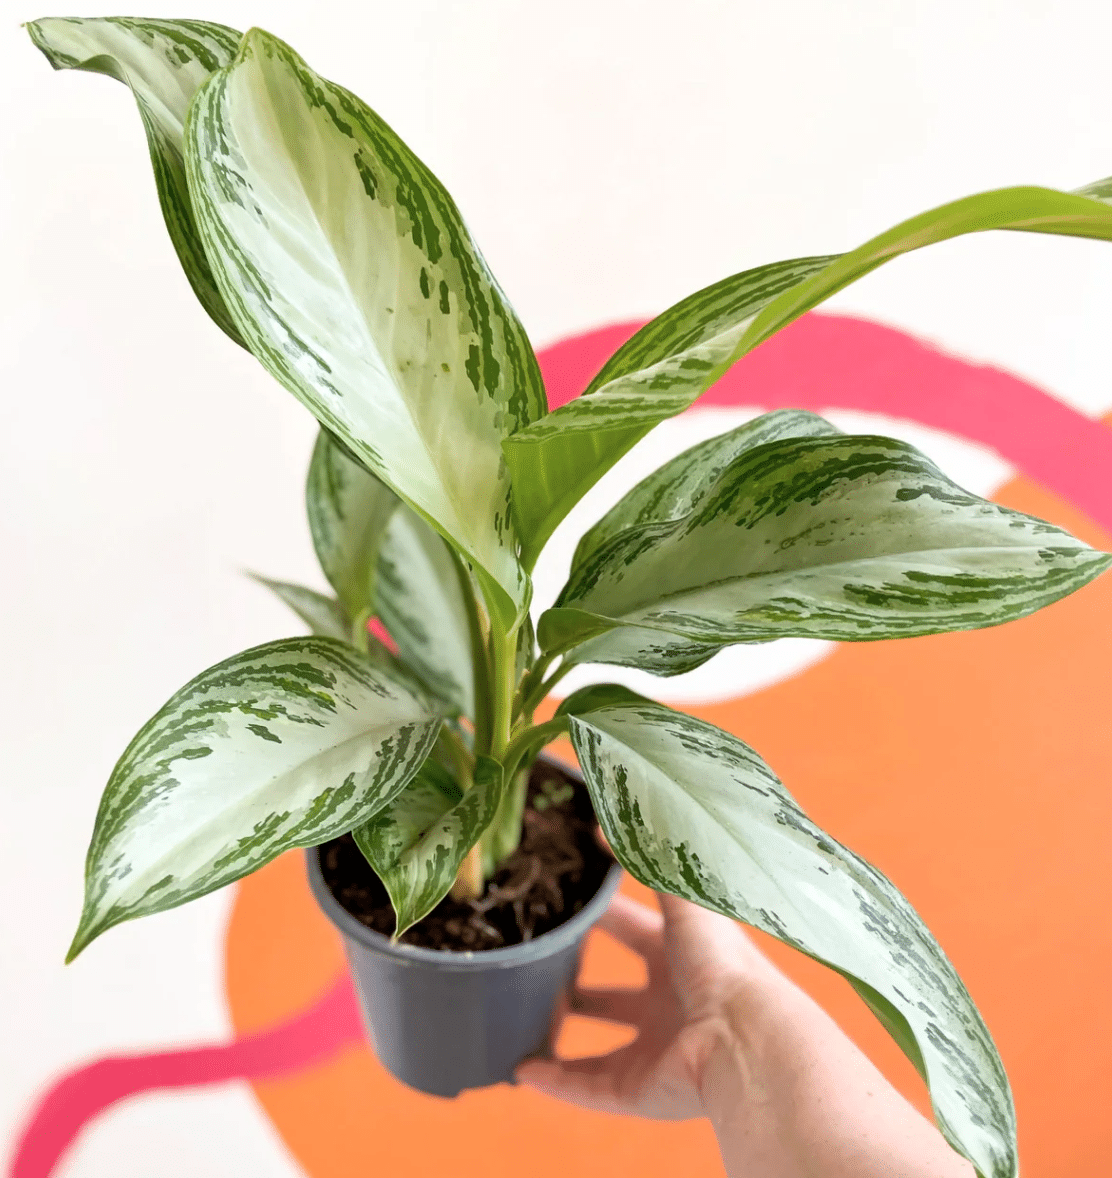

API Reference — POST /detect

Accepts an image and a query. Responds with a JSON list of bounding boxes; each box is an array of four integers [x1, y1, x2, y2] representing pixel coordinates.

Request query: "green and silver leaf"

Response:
[[307, 430, 398, 623], [541, 434, 1112, 673], [506, 182, 1112, 564], [572, 409, 842, 573], [70, 636, 441, 959], [354, 755, 503, 937], [375, 504, 476, 717], [27, 16, 245, 343], [249, 572, 350, 642], [185, 28, 545, 627], [561, 686, 1014, 1178]]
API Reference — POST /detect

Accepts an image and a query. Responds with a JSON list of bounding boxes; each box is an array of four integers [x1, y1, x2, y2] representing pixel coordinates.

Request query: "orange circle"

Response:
[[225, 467, 1112, 1177]]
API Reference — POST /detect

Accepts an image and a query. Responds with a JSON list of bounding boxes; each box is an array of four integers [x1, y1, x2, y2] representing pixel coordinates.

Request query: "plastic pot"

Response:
[[306, 768, 623, 1098]]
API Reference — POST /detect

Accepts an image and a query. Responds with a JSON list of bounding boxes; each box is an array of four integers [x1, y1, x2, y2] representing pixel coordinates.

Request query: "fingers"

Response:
[[516, 1047, 635, 1116], [654, 892, 781, 1017], [657, 889, 739, 934], [571, 985, 647, 1025], [658, 891, 768, 966], [541, 989, 572, 1057], [598, 891, 663, 959]]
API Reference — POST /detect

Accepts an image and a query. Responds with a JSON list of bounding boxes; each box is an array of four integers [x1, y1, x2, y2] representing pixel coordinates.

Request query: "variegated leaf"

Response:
[[27, 16, 245, 344], [249, 572, 350, 641], [505, 182, 1112, 565], [561, 686, 1014, 1178], [572, 409, 841, 572], [376, 504, 475, 717], [541, 434, 1112, 673], [354, 755, 502, 937], [307, 430, 398, 622], [70, 637, 441, 959], [185, 29, 544, 627], [551, 625, 725, 678]]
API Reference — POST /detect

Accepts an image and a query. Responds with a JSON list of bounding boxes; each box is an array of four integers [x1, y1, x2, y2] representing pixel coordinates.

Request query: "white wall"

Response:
[[3, 2, 1111, 1174]]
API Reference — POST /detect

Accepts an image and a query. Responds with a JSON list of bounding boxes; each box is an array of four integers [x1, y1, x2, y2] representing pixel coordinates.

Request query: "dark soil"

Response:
[[318, 758, 616, 951]]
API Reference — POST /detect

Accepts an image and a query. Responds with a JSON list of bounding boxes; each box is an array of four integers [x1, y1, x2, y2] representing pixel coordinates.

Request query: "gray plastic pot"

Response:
[[306, 780, 622, 1098]]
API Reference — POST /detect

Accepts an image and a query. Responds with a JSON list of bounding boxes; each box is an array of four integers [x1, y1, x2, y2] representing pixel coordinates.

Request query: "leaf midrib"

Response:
[[569, 541, 1098, 625], [231, 45, 472, 544]]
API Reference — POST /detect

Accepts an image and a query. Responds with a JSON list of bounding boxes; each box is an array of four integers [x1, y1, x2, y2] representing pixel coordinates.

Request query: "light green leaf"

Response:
[[307, 430, 398, 623], [70, 637, 441, 959], [27, 16, 245, 344], [548, 623, 725, 678], [376, 504, 475, 717], [185, 28, 545, 627], [248, 572, 350, 641], [354, 756, 503, 937], [506, 182, 1112, 564], [572, 409, 841, 573], [561, 687, 1014, 1178], [541, 434, 1112, 673]]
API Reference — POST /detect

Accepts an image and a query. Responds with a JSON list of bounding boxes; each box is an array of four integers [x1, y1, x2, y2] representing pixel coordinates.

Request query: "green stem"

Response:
[[488, 625, 518, 760], [501, 715, 569, 785], [514, 650, 554, 713], [450, 549, 493, 756], [349, 606, 372, 654], [518, 660, 574, 721], [436, 722, 474, 789], [480, 764, 529, 875]]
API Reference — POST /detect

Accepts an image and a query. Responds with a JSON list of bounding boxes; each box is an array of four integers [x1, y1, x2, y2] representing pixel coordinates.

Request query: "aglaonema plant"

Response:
[[28, 16, 1112, 1177]]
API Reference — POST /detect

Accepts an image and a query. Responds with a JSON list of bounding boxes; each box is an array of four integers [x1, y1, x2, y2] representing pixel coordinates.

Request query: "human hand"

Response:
[[517, 889, 973, 1178], [516, 888, 777, 1120]]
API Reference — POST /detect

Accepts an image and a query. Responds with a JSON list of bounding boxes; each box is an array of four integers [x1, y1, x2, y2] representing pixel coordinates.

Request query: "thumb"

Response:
[[656, 892, 777, 997], [516, 1051, 630, 1116]]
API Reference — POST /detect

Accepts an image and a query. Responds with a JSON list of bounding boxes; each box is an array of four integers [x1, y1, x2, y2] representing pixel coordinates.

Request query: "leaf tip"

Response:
[[24, 18, 59, 65], [235, 25, 294, 72], [65, 915, 99, 964]]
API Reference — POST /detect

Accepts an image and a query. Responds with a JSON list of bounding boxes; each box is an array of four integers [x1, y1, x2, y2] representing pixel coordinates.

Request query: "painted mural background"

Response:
[[4, 3, 1112, 1175]]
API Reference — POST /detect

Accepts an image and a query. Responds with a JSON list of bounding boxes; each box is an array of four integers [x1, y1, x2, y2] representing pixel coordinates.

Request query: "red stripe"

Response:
[[538, 313, 1112, 533], [9, 977, 362, 1178]]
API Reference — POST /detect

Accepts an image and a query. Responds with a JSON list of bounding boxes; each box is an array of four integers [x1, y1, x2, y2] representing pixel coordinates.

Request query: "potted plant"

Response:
[[26, 16, 1112, 1178]]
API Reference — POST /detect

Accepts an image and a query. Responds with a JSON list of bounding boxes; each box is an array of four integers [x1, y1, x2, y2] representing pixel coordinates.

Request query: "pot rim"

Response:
[[306, 755, 624, 971], [307, 852, 622, 970]]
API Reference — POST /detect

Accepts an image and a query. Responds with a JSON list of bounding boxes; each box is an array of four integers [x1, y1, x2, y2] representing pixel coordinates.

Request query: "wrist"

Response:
[[690, 978, 776, 1125], [695, 975, 977, 1178]]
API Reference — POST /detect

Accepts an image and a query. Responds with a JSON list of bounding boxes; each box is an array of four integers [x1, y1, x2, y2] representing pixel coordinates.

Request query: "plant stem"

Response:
[[480, 764, 529, 876], [450, 550, 493, 757], [513, 650, 554, 719], [501, 715, 569, 785], [350, 606, 372, 653], [488, 625, 518, 761], [450, 582, 519, 901], [444, 726, 482, 901], [518, 660, 574, 721], [451, 842, 485, 901], [436, 721, 474, 788]]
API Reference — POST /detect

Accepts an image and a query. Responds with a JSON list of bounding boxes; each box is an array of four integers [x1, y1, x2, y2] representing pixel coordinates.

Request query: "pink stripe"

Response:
[[9, 977, 362, 1178], [368, 616, 398, 653], [538, 313, 1112, 533]]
